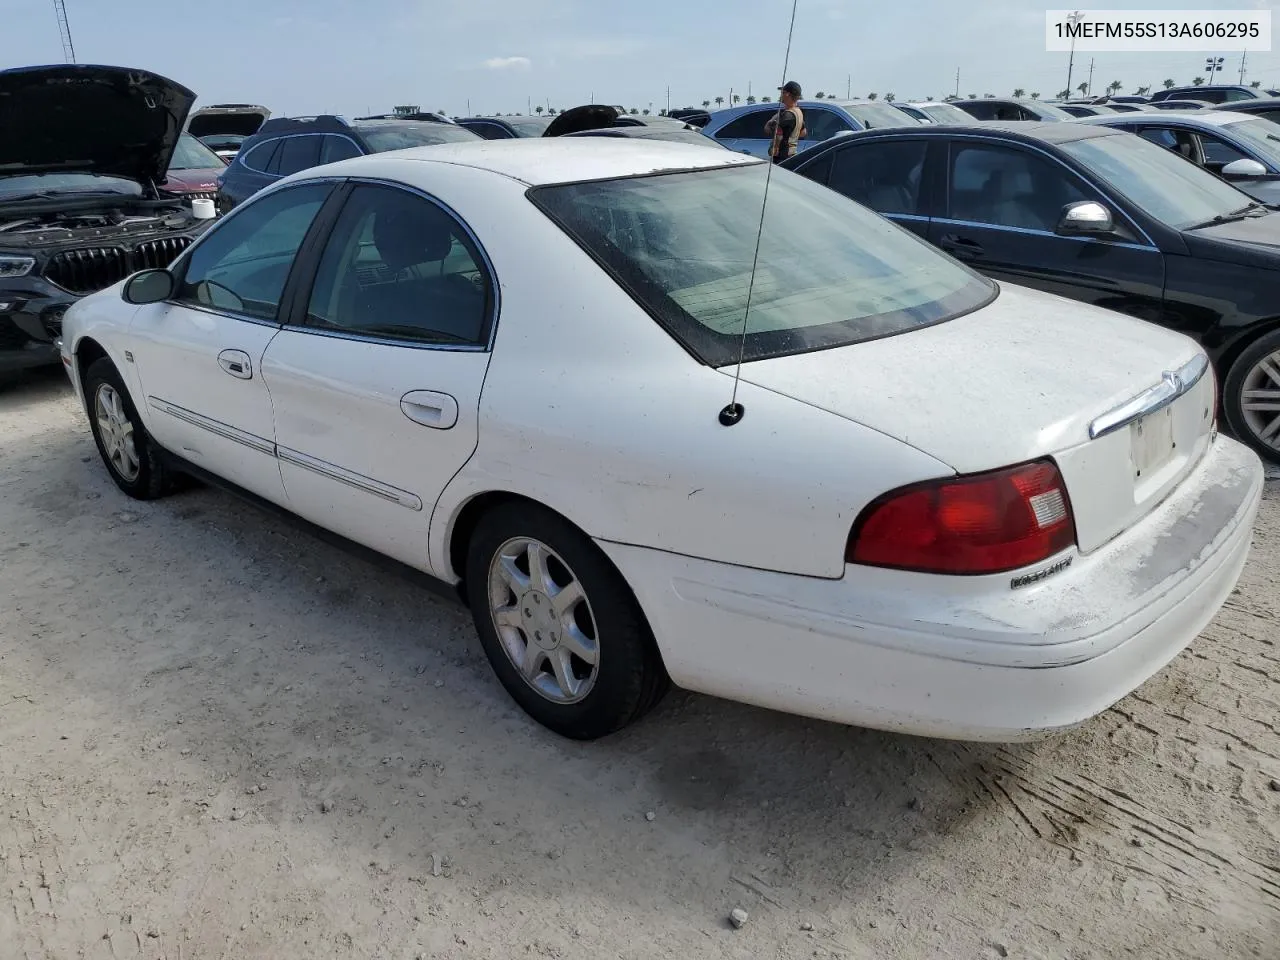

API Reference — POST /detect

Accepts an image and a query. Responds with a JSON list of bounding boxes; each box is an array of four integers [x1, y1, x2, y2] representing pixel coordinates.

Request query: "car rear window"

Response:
[[356, 122, 481, 152], [529, 163, 994, 365]]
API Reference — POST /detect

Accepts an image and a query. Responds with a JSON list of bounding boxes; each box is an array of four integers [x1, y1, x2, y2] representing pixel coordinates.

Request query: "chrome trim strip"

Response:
[[276, 445, 423, 511], [1089, 353, 1210, 440], [278, 324, 488, 352], [930, 217, 1157, 252], [147, 396, 277, 456]]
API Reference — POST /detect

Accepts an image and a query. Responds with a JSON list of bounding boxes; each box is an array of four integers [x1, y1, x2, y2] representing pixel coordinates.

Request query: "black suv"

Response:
[[0, 64, 214, 375], [216, 115, 481, 211]]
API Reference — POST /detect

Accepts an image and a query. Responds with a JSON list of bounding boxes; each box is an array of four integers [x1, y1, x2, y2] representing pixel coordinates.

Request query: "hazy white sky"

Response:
[[2, 0, 1277, 115]]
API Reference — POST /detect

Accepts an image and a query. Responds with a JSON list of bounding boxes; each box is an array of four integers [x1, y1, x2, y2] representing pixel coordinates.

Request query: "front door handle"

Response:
[[939, 234, 984, 259], [217, 349, 253, 379], [401, 390, 459, 430]]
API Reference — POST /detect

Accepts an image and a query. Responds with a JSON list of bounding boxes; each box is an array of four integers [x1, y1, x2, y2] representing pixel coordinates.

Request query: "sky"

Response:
[[1, 0, 1278, 116]]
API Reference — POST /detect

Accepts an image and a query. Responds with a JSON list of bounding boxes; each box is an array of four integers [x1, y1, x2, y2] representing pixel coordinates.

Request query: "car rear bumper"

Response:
[[600, 434, 1263, 741]]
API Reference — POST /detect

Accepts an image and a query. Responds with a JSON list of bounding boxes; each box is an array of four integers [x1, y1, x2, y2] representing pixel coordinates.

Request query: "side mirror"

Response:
[[1221, 157, 1267, 179], [123, 268, 175, 305], [1057, 200, 1114, 236]]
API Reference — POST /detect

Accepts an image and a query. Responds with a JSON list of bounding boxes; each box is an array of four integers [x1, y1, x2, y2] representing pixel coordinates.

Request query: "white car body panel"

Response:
[[57, 139, 1266, 741]]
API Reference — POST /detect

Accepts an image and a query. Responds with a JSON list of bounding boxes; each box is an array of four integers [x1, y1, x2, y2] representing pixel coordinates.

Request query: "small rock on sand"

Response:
[[729, 908, 748, 929]]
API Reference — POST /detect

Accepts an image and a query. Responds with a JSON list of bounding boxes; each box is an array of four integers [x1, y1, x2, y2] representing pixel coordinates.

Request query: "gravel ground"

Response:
[[2, 367, 1279, 960]]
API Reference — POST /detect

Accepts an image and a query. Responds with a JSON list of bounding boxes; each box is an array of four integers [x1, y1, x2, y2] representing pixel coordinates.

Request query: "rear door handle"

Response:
[[401, 390, 459, 430], [939, 234, 984, 259], [217, 349, 253, 379]]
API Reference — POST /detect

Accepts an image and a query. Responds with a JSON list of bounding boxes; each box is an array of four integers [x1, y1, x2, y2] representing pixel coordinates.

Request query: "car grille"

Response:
[[186, 192, 217, 203], [44, 236, 195, 295]]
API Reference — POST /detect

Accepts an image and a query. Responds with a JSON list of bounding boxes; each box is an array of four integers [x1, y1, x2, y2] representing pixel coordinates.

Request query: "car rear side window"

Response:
[[948, 143, 1090, 232], [828, 140, 928, 215], [531, 163, 993, 366], [712, 109, 775, 140], [242, 138, 282, 174], [275, 136, 323, 176], [173, 182, 332, 321]]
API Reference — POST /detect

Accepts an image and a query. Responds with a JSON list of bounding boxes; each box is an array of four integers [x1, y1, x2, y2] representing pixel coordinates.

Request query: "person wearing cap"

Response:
[[764, 81, 806, 164]]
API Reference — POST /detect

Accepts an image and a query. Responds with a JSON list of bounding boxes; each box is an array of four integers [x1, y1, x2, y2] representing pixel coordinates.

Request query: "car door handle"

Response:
[[217, 349, 253, 379], [400, 390, 459, 430], [938, 234, 984, 259]]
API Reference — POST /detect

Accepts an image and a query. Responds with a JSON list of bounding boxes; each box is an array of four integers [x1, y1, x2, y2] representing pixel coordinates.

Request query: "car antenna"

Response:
[[718, 0, 800, 428]]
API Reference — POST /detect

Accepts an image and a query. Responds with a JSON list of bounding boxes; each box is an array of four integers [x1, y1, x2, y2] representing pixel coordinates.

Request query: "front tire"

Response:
[[465, 502, 669, 740], [84, 357, 174, 499], [1222, 329, 1280, 464]]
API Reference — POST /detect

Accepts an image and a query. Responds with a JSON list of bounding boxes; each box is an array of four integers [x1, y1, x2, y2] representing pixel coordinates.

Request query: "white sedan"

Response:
[[60, 139, 1264, 741]]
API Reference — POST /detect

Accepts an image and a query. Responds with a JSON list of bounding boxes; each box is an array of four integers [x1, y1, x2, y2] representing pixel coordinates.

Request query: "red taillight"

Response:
[[847, 460, 1077, 575]]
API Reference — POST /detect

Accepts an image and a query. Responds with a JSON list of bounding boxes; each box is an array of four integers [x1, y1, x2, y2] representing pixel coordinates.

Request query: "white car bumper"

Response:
[[600, 435, 1263, 741]]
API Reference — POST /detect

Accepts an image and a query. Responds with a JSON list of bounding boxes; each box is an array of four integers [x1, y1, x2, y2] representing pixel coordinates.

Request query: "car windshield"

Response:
[[531, 163, 994, 365], [0, 172, 142, 199], [505, 117, 552, 137], [1219, 117, 1280, 167], [844, 101, 916, 129], [1029, 101, 1076, 120], [919, 103, 977, 124], [170, 133, 224, 170], [356, 122, 482, 152], [1060, 131, 1255, 229]]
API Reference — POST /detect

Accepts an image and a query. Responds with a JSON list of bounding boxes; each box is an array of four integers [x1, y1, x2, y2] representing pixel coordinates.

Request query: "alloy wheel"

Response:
[[94, 383, 141, 483], [486, 537, 600, 704], [1240, 348, 1280, 453]]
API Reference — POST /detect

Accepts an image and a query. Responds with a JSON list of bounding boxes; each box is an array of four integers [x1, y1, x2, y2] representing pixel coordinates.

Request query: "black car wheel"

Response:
[[465, 501, 669, 740], [1223, 329, 1280, 464], [84, 357, 175, 499]]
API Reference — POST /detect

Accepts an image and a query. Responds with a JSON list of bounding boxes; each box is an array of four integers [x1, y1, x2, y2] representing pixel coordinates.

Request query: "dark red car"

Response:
[[161, 133, 226, 207]]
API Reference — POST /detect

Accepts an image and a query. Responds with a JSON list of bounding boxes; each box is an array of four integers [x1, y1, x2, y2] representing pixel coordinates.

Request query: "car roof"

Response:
[[1079, 110, 1254, 129], [1217, 97, 1280, 110], [323, 138, 759, 185]]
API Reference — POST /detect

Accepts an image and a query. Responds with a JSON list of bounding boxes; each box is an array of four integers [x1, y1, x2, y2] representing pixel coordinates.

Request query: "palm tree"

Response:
[[1057, 88, 1070, 99], [702, 99, 711, 108], [1136, 85, 1150, 96], [1013, 87, 1025, 98], [867, 92, 878, 100], [885, 92, 895, 102], [630, 107, 640, 114], [1162, 78, 1175, 89], [535, 105, 544, 115], [1107, 80, 1122, 96], [1252, 80, 1262, 89], [1191, 76, 1205, 87], [714, 96, 724, 107], [1077, 81, 1089, 96], [642, 108, 650, 115], [746, 95, 757, 104], [968, 93, 977, 99], [815, 90, 825, 99], [1030, 92, 1040, 99]]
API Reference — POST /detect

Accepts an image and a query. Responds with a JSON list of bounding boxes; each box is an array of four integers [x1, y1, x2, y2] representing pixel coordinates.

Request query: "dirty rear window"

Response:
[[529, 163, 994, 365]]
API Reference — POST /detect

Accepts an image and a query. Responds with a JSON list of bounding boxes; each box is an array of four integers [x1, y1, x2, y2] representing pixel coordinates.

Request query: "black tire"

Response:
[[465, 501, 669, 740], [83, 357, 174, 499], [1222, 328, 1280, 465]]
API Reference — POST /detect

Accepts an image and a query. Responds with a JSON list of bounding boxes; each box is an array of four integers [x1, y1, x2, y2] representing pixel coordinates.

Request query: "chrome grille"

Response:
[[44, 247, 130, 295], [135, 235, 193, 271], [186, 192, 217, 203]]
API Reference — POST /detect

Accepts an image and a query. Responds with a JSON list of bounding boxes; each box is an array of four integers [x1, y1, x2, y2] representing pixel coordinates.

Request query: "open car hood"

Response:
[[187, 105, 271, 138], [544, 104, 620, 137], [0, 64, 195, 184]]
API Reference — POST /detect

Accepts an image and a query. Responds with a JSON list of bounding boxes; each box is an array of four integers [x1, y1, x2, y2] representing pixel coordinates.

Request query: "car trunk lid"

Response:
[[730, 283, 1216, 554]]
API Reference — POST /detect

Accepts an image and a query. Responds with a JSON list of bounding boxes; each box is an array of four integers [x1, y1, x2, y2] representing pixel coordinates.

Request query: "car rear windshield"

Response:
[[1060, 131, 1256, 229], [530, 163, 994, 365], [919, 103, 976, 124], [356, 122, 481, 152]]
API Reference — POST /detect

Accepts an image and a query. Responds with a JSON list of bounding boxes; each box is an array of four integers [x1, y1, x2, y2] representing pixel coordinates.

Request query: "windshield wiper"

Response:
[[1185, 203, 1267, 230]]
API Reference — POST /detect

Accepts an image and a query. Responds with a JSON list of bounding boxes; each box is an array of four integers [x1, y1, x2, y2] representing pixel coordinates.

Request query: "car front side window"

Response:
[[303, 184, 492, 346], [949, 142, 1091, 232], [173, 182, 333, 321], [828, 139, 928, 215], [712, 110, 775, 140]]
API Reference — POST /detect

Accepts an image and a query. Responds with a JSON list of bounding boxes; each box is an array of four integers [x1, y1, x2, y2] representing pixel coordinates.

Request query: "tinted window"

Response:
[[174, 183, 331, 320], [1138, 127, 1178, 149], [1259, 109, 1280, 125], [275, 136, 323, 176], [1216, 118, 1280, 168], [828, 140, 928, 215], [531, 163, 993, 366], [920, 102, 980, 124], [356, 122, 480, 152], [803, 108, 854, 141], [1059, 131, 1255, 229], [305, 184, 491, 346], [242, 138, 282, 173], [320, 135, 362, 165], [1222, 89, 1254, 102], [949, 143, 1090, 231], [712, 109, 775, 140], [1198, 133, 1248, 166], [464, 121, 510, 140], [958, 101, 998, 120], [842, 101, 918, 129]]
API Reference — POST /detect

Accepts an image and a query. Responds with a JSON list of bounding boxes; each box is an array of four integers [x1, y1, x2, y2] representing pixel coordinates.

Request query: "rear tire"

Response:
[[1222, 329, 1280, 464], [464, 501, 669, 740], [84, 357, 175, 499]]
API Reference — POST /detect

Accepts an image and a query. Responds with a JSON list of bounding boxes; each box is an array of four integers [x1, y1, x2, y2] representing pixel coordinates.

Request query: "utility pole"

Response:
[[847, 74, 851, 98], [1086, 57, 1095, 95], [1239, 49, 1248, 85], [954, 67, 960, 99], [52, 0, 75, 63], [666, 85, 670, 114], [1205, 56, 1224, 86], [1065, 10, 1083, 99]]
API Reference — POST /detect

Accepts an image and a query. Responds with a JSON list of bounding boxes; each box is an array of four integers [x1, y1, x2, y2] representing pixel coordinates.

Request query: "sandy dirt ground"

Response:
[[1, 367, 1278, 960]]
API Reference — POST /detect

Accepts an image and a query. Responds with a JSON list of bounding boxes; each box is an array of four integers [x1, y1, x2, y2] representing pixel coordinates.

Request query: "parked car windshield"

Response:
[[170, 133, 225, 170], [1028, 101, 1076, 120], [531, 163, 994, 365], [919, 103, 976, 123], [505, 117, 552, 137], [355, 122, 482, 152], [844, 101, 918, 129], [1219, 117, 1280, 167], [1059, 131, 1256, 229]]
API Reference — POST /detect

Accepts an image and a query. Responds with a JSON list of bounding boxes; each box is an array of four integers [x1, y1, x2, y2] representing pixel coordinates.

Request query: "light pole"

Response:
[[1065, 10, 1084, 98], [1206, 56, 1225, 86]]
